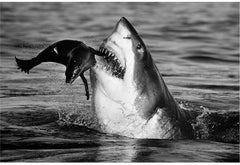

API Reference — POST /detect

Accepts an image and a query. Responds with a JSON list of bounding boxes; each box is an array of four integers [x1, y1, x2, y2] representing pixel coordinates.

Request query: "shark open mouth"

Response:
[[98, 46, 126, 79]]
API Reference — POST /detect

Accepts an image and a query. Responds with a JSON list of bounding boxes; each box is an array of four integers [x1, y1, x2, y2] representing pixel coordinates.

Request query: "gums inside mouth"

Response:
[[98, 47, 125, 79]]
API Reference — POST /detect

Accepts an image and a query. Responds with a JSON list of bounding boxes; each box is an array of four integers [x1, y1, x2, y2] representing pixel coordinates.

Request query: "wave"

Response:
[[182, 84, 239, 91], [182, 55, 239, 63], [0, 87, 58, 98]]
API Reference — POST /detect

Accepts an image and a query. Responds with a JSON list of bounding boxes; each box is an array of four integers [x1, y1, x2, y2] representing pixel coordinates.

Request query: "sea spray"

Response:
[[191, 106, 239, 143]]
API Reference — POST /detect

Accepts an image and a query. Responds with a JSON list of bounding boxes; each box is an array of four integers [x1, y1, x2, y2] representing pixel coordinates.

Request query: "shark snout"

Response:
[[113, 17, 138, 37], [118, 17, 130, 28]]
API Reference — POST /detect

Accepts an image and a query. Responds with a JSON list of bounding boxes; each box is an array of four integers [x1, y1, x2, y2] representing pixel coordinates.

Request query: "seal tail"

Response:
[[15, 57, 39, 74]]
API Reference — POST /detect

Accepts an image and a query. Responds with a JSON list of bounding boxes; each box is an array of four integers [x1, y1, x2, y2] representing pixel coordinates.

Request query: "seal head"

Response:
[[65, 46, 96, 84]]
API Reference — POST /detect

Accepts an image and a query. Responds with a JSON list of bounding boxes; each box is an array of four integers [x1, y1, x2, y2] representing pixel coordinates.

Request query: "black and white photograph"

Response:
[[0, 0, 239, 162]]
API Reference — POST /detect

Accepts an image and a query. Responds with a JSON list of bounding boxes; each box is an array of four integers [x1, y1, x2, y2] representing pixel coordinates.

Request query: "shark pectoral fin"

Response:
[[80, 73, 89, 100]]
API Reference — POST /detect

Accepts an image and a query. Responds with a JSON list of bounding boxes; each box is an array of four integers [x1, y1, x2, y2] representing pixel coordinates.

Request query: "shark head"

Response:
[[94, 17, 158, 104], [91, 17, 194, 138]]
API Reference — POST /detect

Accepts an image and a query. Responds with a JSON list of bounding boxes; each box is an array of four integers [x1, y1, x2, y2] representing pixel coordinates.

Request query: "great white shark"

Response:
[[91, 17, 194, 139]]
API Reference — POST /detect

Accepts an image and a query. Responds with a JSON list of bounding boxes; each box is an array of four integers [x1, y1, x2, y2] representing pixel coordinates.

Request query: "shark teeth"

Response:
[[99, 47, 126, 79]]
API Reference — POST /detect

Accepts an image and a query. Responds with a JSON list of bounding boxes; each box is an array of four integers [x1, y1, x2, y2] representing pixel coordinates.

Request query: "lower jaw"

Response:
[[93, 63, 112, 76], [94, 57, 125, 79]]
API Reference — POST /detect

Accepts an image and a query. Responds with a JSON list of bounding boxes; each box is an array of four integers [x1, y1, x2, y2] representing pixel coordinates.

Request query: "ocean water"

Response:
[[0, 2, 239, 162]]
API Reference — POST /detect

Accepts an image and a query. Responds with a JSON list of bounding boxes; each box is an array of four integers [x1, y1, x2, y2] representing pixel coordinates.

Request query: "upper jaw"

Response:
[[96, 44, 126, 79]]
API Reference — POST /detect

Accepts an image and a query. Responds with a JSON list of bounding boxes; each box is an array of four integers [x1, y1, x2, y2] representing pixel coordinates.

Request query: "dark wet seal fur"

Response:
[[15, 40, 98, 100]]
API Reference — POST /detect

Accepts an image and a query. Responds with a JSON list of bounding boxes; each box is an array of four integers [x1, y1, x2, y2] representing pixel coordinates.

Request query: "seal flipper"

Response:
[[15, 40, 86, 74], [15, 56, 40, 74], [80, 73, 89, 100]]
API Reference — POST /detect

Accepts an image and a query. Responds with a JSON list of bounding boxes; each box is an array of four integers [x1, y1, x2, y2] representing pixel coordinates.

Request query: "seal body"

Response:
[[15, 40, 96, 100], [91, 17, 194, 139]]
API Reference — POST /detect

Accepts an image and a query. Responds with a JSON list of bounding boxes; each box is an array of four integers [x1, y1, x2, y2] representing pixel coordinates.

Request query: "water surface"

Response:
[[0, 2, 239, 162]]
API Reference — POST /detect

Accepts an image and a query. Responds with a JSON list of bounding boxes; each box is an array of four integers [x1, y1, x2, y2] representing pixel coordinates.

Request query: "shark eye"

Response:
[[123, 36, 131, 39], [136, 43, 142, 50]]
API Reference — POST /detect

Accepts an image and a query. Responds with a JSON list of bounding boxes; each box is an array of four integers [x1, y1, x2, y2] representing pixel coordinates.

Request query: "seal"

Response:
[[15, 40, 96, 100], [91, 17, 194, 139]]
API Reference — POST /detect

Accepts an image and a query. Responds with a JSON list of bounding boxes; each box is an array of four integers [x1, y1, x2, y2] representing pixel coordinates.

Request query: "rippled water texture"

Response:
[[0, 2, 239, 162]]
